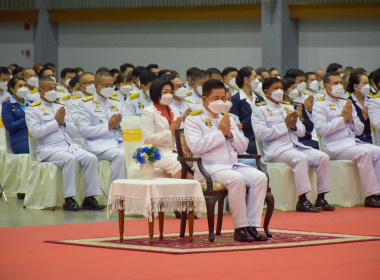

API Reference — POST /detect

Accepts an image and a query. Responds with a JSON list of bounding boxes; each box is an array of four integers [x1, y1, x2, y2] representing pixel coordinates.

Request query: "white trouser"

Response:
[[271, 145, 331, 196], [211, 165, 267, 229], [333, 143, 380, 197], [97, 142, 126, 181], [44, 148, 102, 198]]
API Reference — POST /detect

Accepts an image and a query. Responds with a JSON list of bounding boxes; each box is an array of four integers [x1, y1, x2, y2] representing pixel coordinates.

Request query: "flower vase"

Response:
[[140, 162, 154, 180]]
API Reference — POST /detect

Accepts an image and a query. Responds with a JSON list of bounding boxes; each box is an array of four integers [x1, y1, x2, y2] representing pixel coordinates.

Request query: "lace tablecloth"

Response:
[[107, 178, 206, 221]]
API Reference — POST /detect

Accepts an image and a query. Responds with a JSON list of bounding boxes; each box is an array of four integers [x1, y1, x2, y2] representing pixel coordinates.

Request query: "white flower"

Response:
[[140, 152, 148, 157]]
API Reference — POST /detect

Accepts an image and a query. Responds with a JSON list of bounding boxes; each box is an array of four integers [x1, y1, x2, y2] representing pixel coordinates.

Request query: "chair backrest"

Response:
[[174, 128, 193, 171], [255, 137, 264, 157], [28, 134, 38, 161]]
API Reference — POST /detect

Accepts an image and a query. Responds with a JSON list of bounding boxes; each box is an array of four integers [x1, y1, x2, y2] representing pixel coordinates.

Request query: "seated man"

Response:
[[25, 76, 104, 211], [313, 72, 380, 208], [252, 77, 334, 212], [77, 71, 126, 181], [184, 79, 268, 242]]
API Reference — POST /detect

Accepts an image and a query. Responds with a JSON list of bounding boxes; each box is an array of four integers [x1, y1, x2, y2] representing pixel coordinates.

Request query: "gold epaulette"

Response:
[[235, 87, 240, 91], [190, 109, 202, 116], [82, 95, 94, 102], [28, 101, 41, 107], [186, 92, 192, 96], [30, 89, 38, 94], [110, 96, 120, 102], [339, 97, 348, 100], [256, 101, 267, 106], [54, 101, 65, 106], [345, 91, 351, 97], [316, 96, 325, 102], [62, 95, 71, 101], [72, 94, 82, 99], [184, 98, 193, 104], [280, 101, 292, 105], [111, 92, 117, 97], [57, 88, 65, 93], [56, 82, 62, 86], [302, 91, 311, 95], [371, 93, 380, 99], [129, 93, 139, 100]]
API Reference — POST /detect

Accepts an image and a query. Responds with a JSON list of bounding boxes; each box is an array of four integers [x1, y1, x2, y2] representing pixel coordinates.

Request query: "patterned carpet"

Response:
[[45, 229, 380, 254]]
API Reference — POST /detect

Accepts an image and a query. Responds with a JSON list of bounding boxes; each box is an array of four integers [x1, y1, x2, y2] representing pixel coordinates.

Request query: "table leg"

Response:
[[149, 214, 154, 245], [158, 212, 164, 240], [188, 211, 194, 243], [118, 200, 125, 243]]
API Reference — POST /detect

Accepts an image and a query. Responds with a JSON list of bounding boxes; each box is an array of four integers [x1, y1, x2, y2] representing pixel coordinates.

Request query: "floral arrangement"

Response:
[[133, 145, 161, 164]]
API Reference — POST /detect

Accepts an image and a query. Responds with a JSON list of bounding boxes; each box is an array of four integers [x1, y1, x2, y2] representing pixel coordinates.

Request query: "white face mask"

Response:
[[229, 77, 238, 89], [309, 80, 319, 92], [44, 89, 57, 102], [250, 78, 259, 90], [85, 84, 96, 95], [196, 85, 203, 96], [328, 84, 344, 98], [72, 90, 82, 96], [65, 79, 71, 87], [100, 87, 114, 99], [223, 100, 233, 113], [207, 99, 225, 115], [288, 88, 299, 100], [160, 93, 173, 106], [175, 87, 187, 99], [318, 80, 324, 90], [270, 89, 284, 103], [254, 82, 264, 95], [358, 84, 370, 96], [297, 82, 306, 93], [0, 81, 7, 91], [120, 85, 132, 95], [15, 87, 29, 99], [27, 76, 39, 88], [50, 77, 56, 84]]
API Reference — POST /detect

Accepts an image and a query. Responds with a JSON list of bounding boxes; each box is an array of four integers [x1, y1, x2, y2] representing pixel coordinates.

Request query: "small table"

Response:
[[107, 178, 206, 244]]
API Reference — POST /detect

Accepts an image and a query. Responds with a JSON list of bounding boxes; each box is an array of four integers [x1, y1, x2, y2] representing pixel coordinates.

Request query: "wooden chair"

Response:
[[175, 129, 274, 242]]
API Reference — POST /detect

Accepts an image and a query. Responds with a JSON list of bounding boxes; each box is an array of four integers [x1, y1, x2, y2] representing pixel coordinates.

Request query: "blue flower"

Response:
[[141, 147, 149, 153], [155, 150, 161, 160], [136, 154, 145, 164]]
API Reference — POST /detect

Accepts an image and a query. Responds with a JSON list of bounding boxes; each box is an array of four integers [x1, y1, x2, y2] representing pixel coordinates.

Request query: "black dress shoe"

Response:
[[296, 200, 321, 212], [174, 211, 199, 219], [315, 197, 335, 211], [63, 197, 82, 211], [234, 227, 254, 242], [17, 193, 25, 199], [246, 227, 268, 241], [364, 196, 380, 208], [82, 196, 105, 210]]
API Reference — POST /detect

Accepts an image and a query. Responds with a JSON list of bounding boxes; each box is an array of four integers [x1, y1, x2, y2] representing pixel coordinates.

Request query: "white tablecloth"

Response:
[[107, 178, 206, 221]]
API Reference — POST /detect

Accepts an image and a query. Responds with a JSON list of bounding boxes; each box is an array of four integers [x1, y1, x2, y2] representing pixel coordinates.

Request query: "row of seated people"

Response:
[[1, 63, 380, 242]]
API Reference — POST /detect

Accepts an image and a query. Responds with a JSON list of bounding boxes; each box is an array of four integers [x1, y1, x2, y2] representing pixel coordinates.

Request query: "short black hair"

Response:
[[236, 67, 253, 88], [7, 76, 25, 94], [284, 69, 305, 79], [255, 67, 268, 76], [262, 77, 282, 91], [60, 67, 75, 79], [370, 68, 380, 88], [282, 77, 296, 92], [221, 67, 238, 78], [132, 66, 146, 78], [347, 73, 364, 93], [323, 72, 341, 84], [115, 72, 132, 85], [39, 76, 55, 85], [146, 64, 159, 70], [12, 66, 24, 76], [43, 62, 56, 70], [96, 66, 110, 74], [74, 67, 84, 75], [206, 67, 222, 77], [38, 67, 55, 78], [110, 68, 120, 76], [120, 63, 135, 73], [95, 71, 113, 83], [186, 67, 200, 78], [149, 78, 173, 104], [305, 72, 316, 82], [139, 70, 157, 86], [326, 63, 343, 73], [0, 67, 11, 76], [157, 69, 171, 78], [202, 79, 226, 98], [68, 75, 80, 91], [190, 69, 207, 82]]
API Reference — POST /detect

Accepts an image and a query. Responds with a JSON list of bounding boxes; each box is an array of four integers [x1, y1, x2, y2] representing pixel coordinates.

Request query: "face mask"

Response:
[[50, 77, 56, 84], [250, 78, 259, 90], [270, 89, 284, 103], [297, 82, 306, 93], [85, 84, 96, 95], [359, 84, 370, 96], [318, 80, 324, 89], [0, 81, 7, 91], [196, 85, 203, 96], [207, 99, 225, 115], [309, 80, 319, 92], [223, 100, 233, 113], [65, 79, 71, 87], [27, 76, 39, 88], [44, 89, 57, 102], [15, 87, 29, 99], [100, 87, 114, 99], [120, 85, 132, 95], [288, 88, 299, 100], [277, 76, 281, 79], [160, 93, 173, 106], [175, 87, 187, 99], [229, 77, 238, 89], [329, 84, 344, 98], [72, 90, 82, 96]]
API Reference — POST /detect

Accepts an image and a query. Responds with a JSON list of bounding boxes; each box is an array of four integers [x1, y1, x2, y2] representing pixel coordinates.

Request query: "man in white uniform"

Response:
[[184, 69, 208, 111], [25, 77, 105, 211], [313, 72, 380, 207], [184, 79, 268, 242]]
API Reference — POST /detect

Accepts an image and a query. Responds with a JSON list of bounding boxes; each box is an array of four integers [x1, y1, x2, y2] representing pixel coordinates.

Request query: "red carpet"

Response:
[[1, 207, 380, 279]]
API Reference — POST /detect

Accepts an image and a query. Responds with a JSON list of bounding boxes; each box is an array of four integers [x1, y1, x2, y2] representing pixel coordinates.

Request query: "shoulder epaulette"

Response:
[[256, 101, 267, 106], [28, 101, 41, 107], [54, 101, 65, 106], [235, 87, 240, 91], [111, 92, 118, 97], [280, 101, 292, 105], [339, 97, 348, 100], [62, 95, 71, 101], [72, 94, 82, 99], [184, 98, 193, 104], [371, 93, 380, 99], [186, 92, 192, 96], [56, 82, 62, 86], [30, 89, 38, 94], [190, 109, 203, 116], [316, 97, 325, 102], [345, 91, 351, 97], [57, 88, 65, 93], [302, 91, 311, 95], [129, 93, 139, 100], [110, 96, 120, 102], [82, 95, 94, 102]]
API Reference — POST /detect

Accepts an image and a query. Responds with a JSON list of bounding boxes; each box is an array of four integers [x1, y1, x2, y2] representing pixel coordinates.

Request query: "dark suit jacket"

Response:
[[349, 95, 372, 143], [293, 101, 319, 149]]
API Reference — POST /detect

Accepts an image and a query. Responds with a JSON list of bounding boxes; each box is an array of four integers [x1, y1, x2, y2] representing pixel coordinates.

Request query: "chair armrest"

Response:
[[177, 156, 213, 190], [238, 154, 267, 176]]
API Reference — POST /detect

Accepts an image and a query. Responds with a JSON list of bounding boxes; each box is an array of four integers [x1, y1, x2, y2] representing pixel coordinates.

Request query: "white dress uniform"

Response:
[[170, 98, 192, 116], [184, 88, 203, 111], [66, 93, 85, 146], [77, 94, 126, 181], [25, 99, 102, 198], [184, 107, 267, 229], [313, 95, 380, 197], [56, 88, 71, 105], [124, 91, 152, 117], [0, 90, 11, 103], [141, 104, 182, 175], [367, 92, 380, 146], [252, 98, 330, 196], [26, 88, 40, 102]]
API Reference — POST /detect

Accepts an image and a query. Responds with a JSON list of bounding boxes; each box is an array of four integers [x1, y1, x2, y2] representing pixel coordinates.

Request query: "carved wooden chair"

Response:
[[175, 128, 274, 242]]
